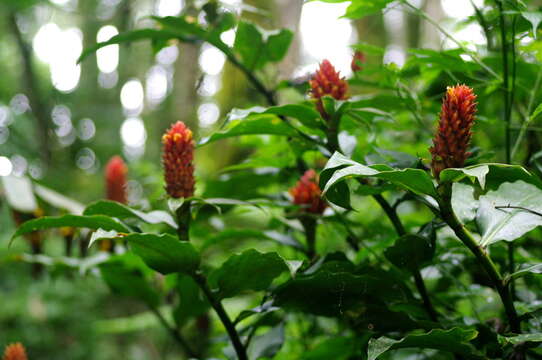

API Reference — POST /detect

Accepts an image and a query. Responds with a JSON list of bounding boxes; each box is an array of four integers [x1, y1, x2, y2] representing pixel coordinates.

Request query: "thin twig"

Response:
[[149, 306, 199, 358]]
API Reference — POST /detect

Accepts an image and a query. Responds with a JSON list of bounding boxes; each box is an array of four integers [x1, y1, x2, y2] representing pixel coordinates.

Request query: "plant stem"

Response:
[[497, 0, 511, 164], [413, 269, 439, 322], [149, 306, 199, 358], [300, 216, 317, 259], [372, 194, 406, 236], [437, 182, 520, 333], [193, 273, 248, 360], [175, 201, 192, 242]]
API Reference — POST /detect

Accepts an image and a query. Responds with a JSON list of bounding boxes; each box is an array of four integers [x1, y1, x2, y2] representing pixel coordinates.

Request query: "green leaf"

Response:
[[200, 114, 299, 145], [78, 29, 182, 63], [522, 12, 542, 39], [84, 200, 177, 229], [499, 333, 542, 345], [233, 21, 293, 70], [302, 336, 357, 360], [321, 152, 437, 201], [273, 267, 412, 319], [344, 0, 396, 19], [11, 215, 131, 244], [439, 163, 542, 190], [367, 328, 481, 360], [384, 235, 434, 272], [210, 249, 289, 299], [1, 175, 38, 213], [530, 102, 542, 121], [100, 259, 160, 307], [452, 183, 478, 224], [476, 181, 542, 246], [507, 263, 542, 282], [122, 233, 200, 275]]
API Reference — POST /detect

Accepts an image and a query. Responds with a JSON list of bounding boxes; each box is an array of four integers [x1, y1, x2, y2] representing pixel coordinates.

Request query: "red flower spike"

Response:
[[351, 51, 365, 72], [430, 85, 477, 179], [289, 169, 327, 214], [3, 343, 28, 360], [309, 60, 349, 101], [162, 121, 195, 198], [105, 156, 128, 204]]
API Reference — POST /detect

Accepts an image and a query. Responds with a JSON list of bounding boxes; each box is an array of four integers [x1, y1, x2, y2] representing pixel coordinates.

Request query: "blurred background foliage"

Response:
[[2, 0, 542, 358]]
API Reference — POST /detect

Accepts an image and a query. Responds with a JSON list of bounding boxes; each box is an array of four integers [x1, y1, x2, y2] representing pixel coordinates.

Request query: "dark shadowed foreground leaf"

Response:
[[210, 249, 289, 299], [384, 234, 434, 272], [121, 233, 200, 275], [100, 255, 160, 308], [367, 327, 481, 360]]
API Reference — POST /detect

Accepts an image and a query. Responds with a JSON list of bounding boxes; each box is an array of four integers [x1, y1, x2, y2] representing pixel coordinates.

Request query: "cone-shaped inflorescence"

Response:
[[351, 51, 365, 72], [289, 169, 327, 214], [309, 60, 348, 101], [3, 343, 28, 360], [105, 156, 128, 204], [162, 121, 195, 198], [430, 85, 477, 179]]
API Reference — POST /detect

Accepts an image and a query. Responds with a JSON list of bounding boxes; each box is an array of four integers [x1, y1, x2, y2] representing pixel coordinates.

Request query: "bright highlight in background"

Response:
[[96, 25, 119, 73], [120, 79, 144, 115], [156, 0, 183, 16], [199, 44, 226, 75], [33, 24, 82, 93], [299, 2, 354, 76], [120, 117, 146, 147], [0, 156, 13, 177]]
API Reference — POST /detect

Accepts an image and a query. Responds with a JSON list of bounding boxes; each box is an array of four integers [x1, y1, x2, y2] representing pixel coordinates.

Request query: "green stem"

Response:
[[437, 182, 520, 333], [149, 306, 199, 358], [413, 269, 439, 322], [300, 216, 317, 259], [372, 194, 406, 236], [193, 273, 248, 360], [175, 201, 192, 242], [497, 0, 511, 164]]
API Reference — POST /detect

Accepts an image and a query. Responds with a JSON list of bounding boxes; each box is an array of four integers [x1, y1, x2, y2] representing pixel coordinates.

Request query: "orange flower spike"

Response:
[[3, 343, 28, 360], [351, 51, 365, 72], [429, 85, 477, 180], [289, 169, 327, 214], [105, 156, 128, 204], [309, 60, 349, 101], [162, 121, 195, 198]]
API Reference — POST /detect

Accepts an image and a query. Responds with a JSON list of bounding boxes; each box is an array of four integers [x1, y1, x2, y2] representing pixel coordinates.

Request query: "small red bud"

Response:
[[162, 121, 195, 198], [289, 170, 327, 214], [351, 51, 365, 72], [3, 343, 28, 360], [429, 85, 477, 179], [105, 156, 128, 204]]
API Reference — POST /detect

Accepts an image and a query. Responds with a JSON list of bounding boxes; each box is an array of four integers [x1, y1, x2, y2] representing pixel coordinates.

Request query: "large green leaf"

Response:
[[123, 233, 200, 275], [34, 184, 85, 215], [84, 200, 177, 229], [384, 234, 434, 272], [301, 336, 358, 360], [209, 249, 288, 299], [476, 181, 542, 246], [11, 215, 131, 244], [321, 152, 437, 199], [440, 163, 542, 190], [452, 183, 478, 224], [200, 113, 299, 145], [367, 328, 481, 360], [499, 333, 542, 345]]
